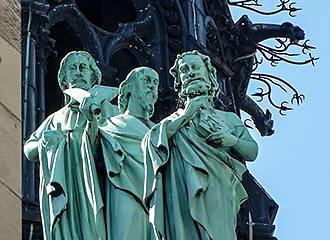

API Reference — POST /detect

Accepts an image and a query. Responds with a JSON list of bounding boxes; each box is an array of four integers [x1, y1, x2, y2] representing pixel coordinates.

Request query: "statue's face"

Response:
[[132, 68, 159, 117], [65, 55, 94, 91], [178, 55, 211, 98]]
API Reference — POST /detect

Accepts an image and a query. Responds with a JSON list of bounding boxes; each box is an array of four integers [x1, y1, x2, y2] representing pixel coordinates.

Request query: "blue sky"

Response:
[[230, 1, 330, 239]]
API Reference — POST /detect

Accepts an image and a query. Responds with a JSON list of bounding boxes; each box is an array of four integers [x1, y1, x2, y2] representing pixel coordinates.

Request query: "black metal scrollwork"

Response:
[[228, 0, 301, 17]]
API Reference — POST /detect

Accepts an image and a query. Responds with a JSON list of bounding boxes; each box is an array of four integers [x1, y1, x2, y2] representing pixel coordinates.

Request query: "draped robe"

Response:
[[98, 114, 154, 240], [24, 104, 106, 240], [143, 108, 257, 240]]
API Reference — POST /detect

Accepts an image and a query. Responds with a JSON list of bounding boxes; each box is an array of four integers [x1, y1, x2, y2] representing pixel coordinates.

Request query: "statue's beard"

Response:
[[181, 80, 211, 99], [138, 91, 157, 117]]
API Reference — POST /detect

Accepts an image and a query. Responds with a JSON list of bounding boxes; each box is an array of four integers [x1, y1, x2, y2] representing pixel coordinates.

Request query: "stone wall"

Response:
[[0, 0, 20, 52], [0, 0, 21, 238]]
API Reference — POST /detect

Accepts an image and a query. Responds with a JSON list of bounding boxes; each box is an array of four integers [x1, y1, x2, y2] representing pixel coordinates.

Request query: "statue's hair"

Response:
[[169, 50, 219, 100], [118, 66, 158, 114], [57, 51, 102, 91]]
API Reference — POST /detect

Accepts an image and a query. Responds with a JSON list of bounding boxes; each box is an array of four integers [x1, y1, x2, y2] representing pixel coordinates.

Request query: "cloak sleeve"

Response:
[[142, 119, 171, 237]]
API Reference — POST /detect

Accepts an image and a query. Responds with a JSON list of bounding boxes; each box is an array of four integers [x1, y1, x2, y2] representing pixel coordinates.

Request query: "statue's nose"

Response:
[[73, 67, 82, 75], [75, 71, 82, 77]]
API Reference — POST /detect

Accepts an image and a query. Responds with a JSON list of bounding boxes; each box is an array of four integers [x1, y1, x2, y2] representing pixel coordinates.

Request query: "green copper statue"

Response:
[[97, 67, 159, 240], [143, 50, 258, 240], [24, 51, 112, 240]]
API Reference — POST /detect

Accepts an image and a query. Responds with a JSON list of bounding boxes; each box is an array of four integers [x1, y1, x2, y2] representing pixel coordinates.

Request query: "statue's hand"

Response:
[[79, 95, 100, 121], [41, 123, 64, 149], [206, 130, 238, 148], [80, 95, 115, 122], [183, 96, 210, 121]]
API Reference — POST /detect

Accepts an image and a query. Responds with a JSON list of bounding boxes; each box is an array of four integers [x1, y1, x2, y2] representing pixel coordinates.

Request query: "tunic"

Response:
[[98, 114, 154, 240], [24, 104, 106, 240], [143, 108, 257, 240]]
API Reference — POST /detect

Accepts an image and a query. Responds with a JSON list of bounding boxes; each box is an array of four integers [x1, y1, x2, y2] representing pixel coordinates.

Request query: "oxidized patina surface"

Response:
[[21, 1, 317, 239], [24, 51, 107, 240], [98, 67, 159, 240], [143, 50, 258, 240]]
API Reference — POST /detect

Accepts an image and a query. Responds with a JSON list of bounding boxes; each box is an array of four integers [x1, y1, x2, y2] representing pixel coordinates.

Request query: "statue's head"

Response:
[[170, 50, 218, 101], [58, 51, 102, 91], [118, 66, 159, 118]]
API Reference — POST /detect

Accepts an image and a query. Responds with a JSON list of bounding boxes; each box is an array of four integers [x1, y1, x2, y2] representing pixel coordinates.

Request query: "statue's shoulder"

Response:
[[110, 114, 139, 126], [214, 109, 243, 125], [109, 114, 147, 131], [107, 114, 126, 129], [29, 107, 67, 137]]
